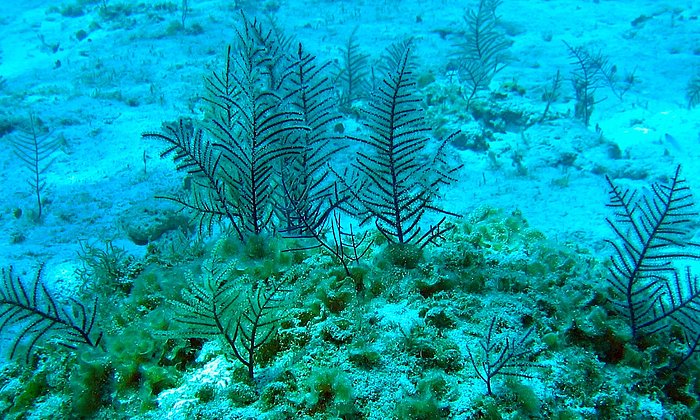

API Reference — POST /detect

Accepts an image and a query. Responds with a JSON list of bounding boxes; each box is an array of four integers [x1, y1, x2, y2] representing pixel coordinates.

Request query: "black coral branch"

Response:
[[231, 276, 290, 380], [454, 0, 510, 110], [564, 43, 632, 124], [605, 165, 700, 340], [334, 27, 371, 109], [11, 114, 62, 220], [171, 261, 239, 342], [346, 41, 461, 248], [143, 120, 241, 236], [276, 43, 369, 274], [171, 261, 291, 380], [207, 16, 306, 238], [466, 316, 539, 396], [564, 42, 607, 126], [144, 15, 306, 240], [0, 265, 102, 362], [278, 42, 345, 238]]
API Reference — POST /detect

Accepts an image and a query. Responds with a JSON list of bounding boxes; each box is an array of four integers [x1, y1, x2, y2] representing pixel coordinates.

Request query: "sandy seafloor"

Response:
[[0, 0, 699, 418]]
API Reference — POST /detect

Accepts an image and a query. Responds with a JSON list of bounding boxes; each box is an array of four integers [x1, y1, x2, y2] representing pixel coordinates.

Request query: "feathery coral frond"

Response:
[[345, 40, 462, 248], [605, 165, 700, 339], [0, 265, 101, 362], [10, 114, 62, 220]]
